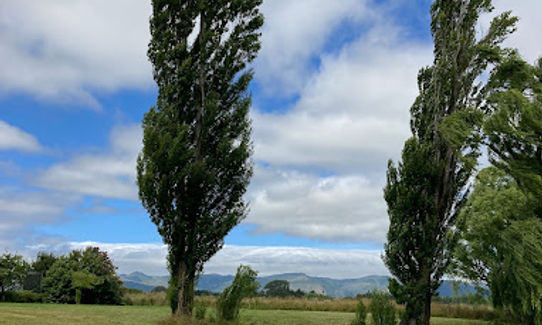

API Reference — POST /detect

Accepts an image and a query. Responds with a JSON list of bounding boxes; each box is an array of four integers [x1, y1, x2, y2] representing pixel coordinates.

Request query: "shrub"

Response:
[[217, 265, 259, 321], [194, 302, 207, 320], [351, 299, 367, 325], [369, 291, 396, 325], [4, 290, 45, 303]]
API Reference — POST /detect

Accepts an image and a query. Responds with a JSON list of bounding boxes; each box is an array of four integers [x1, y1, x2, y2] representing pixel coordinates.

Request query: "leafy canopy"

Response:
[[455, 167, 542, 324]]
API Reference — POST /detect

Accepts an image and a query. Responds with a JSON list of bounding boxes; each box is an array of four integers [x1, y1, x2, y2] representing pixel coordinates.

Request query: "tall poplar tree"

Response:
[[137, 0, 263, 315], [383, 1, 517, 324]]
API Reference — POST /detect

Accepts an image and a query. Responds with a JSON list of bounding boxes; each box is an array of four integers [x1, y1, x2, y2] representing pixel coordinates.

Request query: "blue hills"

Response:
[[119, 272, 477, 298]]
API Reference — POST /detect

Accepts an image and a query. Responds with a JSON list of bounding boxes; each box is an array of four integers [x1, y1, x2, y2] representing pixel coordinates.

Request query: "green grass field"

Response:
[[0, 303, 488, 325]]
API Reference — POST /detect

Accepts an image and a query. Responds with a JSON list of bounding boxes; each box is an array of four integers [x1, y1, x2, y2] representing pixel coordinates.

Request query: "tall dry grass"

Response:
[[431, 302, 495, 321], [124, 293, 496, 321], [123, 292, 168, 306]]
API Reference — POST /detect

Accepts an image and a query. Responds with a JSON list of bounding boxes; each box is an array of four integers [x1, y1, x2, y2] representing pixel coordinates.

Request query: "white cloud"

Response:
[[0, 120, 43, 152], [253, 28, 432, 173], [244, 26, 432, 243], [256, 0, 374, 96], [490, 0, 542, 64], [206, 245, 387, 279], [0, 186, 80, 252], [23, 241, 387, 279], [246, 167, 387, 243], [0, 0, 152, 107], [67, 241, 168, 276], [36, 125, 141, 200]]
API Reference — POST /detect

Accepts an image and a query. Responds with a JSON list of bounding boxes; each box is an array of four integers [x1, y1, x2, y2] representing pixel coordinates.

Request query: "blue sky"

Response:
[[1, 0, 541, 278]]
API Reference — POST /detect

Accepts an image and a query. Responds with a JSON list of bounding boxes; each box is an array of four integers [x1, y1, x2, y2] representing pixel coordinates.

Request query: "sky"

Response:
[[0, 0, 541, 279]]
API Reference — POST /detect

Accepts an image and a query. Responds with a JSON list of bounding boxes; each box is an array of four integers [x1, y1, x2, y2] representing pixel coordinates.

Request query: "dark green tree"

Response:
[[137, 0, 263, 316], [23, 252, 58, 292], [383, 1, 517, 324], [455, 167, 542, 324], [263, 280, 291, 297], [42, 247, 122, 305], [0, 253, 29, 302], [32, 252, 57, 278], [151, 285, 167, 293]]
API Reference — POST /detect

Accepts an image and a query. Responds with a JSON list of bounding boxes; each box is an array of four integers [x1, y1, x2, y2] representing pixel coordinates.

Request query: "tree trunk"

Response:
[[175, 262, 195, 316], [402, 269, 432, 325], [420, 290, 432, 325], [75, 289, 82, 304]]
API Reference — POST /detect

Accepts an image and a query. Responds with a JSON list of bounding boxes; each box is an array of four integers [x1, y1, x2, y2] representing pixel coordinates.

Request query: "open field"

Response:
[[0, 303, 489, 325]]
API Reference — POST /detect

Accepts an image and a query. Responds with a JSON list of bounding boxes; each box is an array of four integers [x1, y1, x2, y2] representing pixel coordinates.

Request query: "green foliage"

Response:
[[32, 252, 57, 277], [369, 291, 396, 325], [71, 270, 103, 304], [351, 299, 367, 325], [217, 265, 259, 321], [455, 167, 542, 325], [384, 1, 517, 324], [0, 253, 29, 301], [42, 256, 77, 303], [193, 302, 207, 320], [3, 290, 45, 303], [484, 55, 542, 216], [152, 285, 168, 293], [42, 247, 122, 305], [122, 286, 144, 295], [262, 280, 302, 297], [482, 54, 542, 325], [23, 272, 42, 292], [138, 0, 263, 315]]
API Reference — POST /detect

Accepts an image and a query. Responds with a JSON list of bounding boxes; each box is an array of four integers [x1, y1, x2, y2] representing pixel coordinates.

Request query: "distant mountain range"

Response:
[[119, 272, 477, 298]]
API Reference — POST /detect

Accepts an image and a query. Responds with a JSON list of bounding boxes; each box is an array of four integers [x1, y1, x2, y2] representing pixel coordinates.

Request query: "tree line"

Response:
[[0, 247, 122, 304]]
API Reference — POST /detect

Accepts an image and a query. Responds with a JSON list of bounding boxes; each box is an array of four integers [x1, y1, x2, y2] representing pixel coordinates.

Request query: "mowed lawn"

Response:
[[0, 303, 488, 325]]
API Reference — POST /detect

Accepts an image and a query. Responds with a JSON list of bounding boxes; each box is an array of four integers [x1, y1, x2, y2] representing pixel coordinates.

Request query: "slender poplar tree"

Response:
[[383, 1, 517, 324], [137, 0, 263, 315]]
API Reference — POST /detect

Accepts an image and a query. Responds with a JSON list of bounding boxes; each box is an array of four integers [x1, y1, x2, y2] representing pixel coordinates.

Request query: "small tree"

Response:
[[151, 285, 167, 293], [263, 280, 291, 297], [32, 252, 57, 278], [72, 270, 103, 304], [351, 299, 367, 325], [0, 253, 29, 301], [217, 265, 259, 321], [370, 291, 396, 325]]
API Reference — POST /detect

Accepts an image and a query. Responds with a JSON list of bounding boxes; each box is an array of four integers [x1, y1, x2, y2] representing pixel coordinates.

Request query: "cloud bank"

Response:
[[22, 241, 387, 279]]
